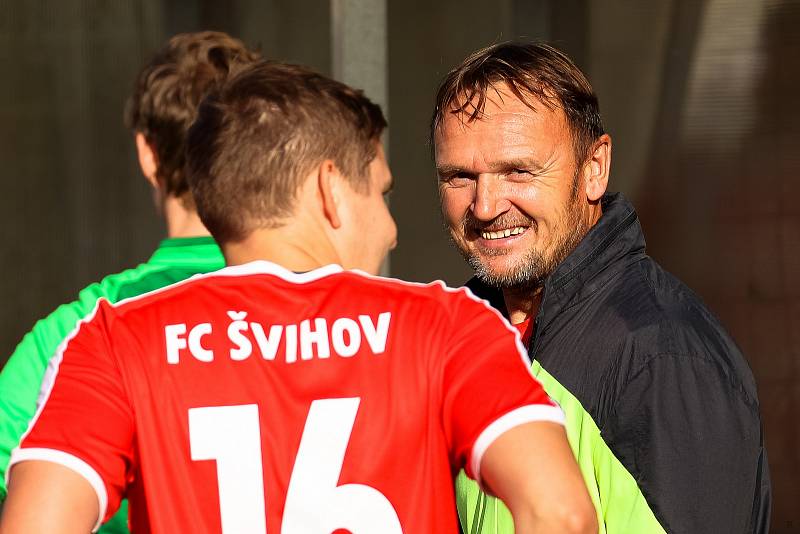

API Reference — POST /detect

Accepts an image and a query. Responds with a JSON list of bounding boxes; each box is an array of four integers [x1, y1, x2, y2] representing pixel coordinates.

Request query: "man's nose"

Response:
[[471, 174, 511, 221]]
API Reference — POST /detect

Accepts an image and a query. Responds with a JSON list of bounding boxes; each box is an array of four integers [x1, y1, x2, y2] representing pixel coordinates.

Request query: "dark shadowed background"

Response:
[[1, 0, 797, 530]]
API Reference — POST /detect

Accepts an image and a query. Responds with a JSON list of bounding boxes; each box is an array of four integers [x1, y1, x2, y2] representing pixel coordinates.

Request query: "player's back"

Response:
[[118, 261, 463, 532], [19, 261, 559, 533]]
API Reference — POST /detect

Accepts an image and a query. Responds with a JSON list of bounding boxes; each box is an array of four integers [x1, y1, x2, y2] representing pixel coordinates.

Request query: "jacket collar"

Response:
[[466, 192, 645, 331]]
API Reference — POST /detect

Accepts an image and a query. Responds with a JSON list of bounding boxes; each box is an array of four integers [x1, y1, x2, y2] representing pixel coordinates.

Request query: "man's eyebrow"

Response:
[[485, 158, 546, 173], [436, 158, 545, 176], [435, 163, 470, 177]]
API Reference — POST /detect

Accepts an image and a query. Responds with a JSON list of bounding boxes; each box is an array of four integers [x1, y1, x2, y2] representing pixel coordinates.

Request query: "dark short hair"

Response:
[[431, 41, 604, 165], [124, 31, 261, 206], [186, 60, 387, 243]]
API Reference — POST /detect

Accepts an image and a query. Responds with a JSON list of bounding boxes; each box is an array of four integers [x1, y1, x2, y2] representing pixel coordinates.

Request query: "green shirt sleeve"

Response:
[[0, 288, 133, 534], [0, 296, 94, 499], [0, 258, 190, 497], [0, 238, 223, 534]]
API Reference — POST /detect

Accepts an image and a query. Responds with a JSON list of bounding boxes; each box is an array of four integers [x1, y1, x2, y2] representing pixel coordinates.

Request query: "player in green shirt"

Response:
[[0, 31, 259, 533]]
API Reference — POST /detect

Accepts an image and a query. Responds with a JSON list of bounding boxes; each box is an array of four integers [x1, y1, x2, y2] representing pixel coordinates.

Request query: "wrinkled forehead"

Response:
[[433, 95, 572, 178], [434, 89, 569, 164], [437, 80, 558, 127], [435, 110, 532, 152], [437, 82, 562, 131]]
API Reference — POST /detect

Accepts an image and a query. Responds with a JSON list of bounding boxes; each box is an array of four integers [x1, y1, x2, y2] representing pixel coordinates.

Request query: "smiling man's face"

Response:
[[435, 84, 593, 290]]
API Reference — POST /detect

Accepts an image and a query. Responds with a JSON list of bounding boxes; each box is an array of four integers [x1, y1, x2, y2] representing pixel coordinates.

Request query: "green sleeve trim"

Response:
[[456, 361, 666, 534]]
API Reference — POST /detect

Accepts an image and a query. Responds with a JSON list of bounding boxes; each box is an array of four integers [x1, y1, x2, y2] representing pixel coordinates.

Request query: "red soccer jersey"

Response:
[[12, 261, 563, 533]]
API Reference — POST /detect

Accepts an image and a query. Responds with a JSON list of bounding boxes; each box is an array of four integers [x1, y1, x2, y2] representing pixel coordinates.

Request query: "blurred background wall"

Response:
[[1, 0, 797, 530]]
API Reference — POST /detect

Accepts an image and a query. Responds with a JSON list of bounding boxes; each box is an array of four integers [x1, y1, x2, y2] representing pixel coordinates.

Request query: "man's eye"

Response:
[[441, 173, 474, 186], [506, 169, 534, 181]]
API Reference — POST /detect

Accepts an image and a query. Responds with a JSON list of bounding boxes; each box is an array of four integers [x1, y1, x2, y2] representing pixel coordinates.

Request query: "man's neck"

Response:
[[501, 196, 603, 324], [503, 286, 544, 325], [163, 196, 211, 238], [222, 225, 342, 273]]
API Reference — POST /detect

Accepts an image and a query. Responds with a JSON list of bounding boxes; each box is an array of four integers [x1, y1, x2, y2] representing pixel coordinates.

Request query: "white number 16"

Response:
[[188, 398, 402, 533]]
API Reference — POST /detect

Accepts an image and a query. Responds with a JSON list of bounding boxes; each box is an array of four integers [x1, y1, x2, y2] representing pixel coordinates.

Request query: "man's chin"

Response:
[[467, 255, 542, 291]]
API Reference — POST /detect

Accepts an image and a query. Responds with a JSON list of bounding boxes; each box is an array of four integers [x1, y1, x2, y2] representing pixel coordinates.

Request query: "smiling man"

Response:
[[433, 42, 770, 534], [435, 76, 605, 322]]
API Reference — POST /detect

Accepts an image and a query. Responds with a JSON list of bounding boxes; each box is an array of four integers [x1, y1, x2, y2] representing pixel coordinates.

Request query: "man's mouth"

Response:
[[479, 226, 528, 240]]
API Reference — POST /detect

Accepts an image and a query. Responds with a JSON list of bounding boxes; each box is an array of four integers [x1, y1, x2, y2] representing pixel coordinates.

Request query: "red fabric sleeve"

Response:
[[14, 300, 135, 526], [440, 289, 564, 483]]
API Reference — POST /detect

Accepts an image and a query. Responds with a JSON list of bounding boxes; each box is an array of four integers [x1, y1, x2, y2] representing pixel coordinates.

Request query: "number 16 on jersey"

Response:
[[189, 398, 403, 533]]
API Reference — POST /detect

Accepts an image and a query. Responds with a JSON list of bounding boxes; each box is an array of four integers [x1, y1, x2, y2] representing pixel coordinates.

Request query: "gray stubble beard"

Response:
[[457, 191, 591, 293]]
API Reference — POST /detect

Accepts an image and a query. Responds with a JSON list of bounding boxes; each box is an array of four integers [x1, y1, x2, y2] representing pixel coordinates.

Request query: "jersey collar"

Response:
[[214, 260, 344, 284]]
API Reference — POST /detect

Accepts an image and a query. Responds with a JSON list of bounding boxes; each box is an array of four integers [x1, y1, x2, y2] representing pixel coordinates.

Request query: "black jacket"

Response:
[[467, 192, 771, 533]]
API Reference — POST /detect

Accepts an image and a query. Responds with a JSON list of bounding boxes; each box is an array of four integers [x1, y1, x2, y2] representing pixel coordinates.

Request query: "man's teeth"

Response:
[[480, 227, 526, 240]]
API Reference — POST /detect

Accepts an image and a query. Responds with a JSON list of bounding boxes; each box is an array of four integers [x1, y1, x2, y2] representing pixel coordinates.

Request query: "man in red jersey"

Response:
[[1, 61, 596, 533]]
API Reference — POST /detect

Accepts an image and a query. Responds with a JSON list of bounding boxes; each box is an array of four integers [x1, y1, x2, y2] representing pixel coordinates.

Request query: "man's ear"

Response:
[[583, 133, 611, 202], [135, 133, 159, 188], [318, 160, 342, 229]]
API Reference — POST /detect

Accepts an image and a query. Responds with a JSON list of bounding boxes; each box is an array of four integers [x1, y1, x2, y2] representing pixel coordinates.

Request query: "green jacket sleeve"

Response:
[[455, 361, 667, 534]]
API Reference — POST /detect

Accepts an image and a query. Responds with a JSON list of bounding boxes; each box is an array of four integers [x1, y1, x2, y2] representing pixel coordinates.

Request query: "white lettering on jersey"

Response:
[[330, 318, 361, 358], [189, 323, 214, 362], [359, 312, 392, 354], [251, 323, 283, 361], [165, 324, 187, 364], [165, 312, 392, 364], [165, 323, 214, 363], [285, 324, 298, 364], [227, 311, 252, 361], [300, 318, 330, 361]]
